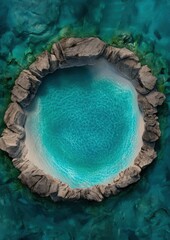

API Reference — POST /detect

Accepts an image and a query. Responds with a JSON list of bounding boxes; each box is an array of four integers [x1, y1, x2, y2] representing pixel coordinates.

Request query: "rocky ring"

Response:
[[0, 37, 165, 202]]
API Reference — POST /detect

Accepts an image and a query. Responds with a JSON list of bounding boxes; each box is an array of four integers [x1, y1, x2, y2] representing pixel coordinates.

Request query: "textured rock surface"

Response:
[[61, 37, 106, 58], [98, 184, 120, 198], [143, 124, 161, 142], [51, 37, 107, 68], [4, 102, 26, 134], [15, 70, 41, 91], [0, 37, 165, 202], [11, 70, 41, 107], [29, 51, 51, 78], [138, 94, 157, 115], [104, 46, 141, 79], [0, 128, 24, 158], [49, 54, 59, 73], [134, 144, 157, 169], [11, 84, 30, 107], [146, 91, 166, 107], [114, 166, 141, 189], [138, 65, 157, 91]]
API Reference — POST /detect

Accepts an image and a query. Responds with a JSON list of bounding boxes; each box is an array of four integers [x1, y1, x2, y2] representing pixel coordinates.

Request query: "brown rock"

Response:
[[12, 158, 30, 171], [145, 121, 160, 136], [61, 37, 106, 58], [146, 91, 165, 107], [55, 182, 70, 199], [21, 168, 43, 188], [11, 70, 41, 107], [135, 84, 150, 95], [32, 175, 53, 196], [57, 37, 106, 68], [97, 184, 106, 195], [0, 128, 24, 158], [143, 120, 161, 142], [138, 94, 157, 116], [104, 46, 138, 63], [11, 84, 30, 107], [142, 130, 160, 142], [65, 188, 81, 200], [18, 163, 37, 183], [116, 59, 141, 79], [29, 51, 50, 78], [51, 42, 65, 62], [18, 162, 54, 196], [103, 46, 120, 63], [104, 46, 140, 79], [15, 70, 41, 92], [0, 37, 165, 202], [81, 186, 104, 202], [144, 114, 158, 126], [114, 166, 141, 189], [51, 41, 82, 69], [134, 144, 157, 169], [49, 179, 61, 195], [4, 102, 26, 134], [98, 184, 119, 197], [49, 54, 59, 73], [60, 37, 84, 49], [117, 48, 139, 61], [138, 65, 157, 90]]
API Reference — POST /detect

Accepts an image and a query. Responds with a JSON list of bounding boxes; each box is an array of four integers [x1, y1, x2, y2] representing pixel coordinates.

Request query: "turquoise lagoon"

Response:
[[0, 0, 170, 239], [26, 61, 142, 188]]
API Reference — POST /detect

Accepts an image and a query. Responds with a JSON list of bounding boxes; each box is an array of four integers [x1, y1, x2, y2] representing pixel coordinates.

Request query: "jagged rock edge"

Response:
[[0, 37, 166, 202]]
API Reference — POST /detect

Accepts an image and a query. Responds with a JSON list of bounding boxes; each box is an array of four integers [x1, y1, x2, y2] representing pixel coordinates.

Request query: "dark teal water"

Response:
[[26, 62, 141, 188], [0, 0, 170, 239]]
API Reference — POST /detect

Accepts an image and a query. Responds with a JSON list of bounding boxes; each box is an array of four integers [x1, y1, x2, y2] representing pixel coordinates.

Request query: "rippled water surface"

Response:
[[26, 62, 141, 188], [0, 0, 170, 239]]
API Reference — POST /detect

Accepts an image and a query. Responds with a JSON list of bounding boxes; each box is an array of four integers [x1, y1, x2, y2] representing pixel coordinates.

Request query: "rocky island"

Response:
[[0, 37, 165, 202]]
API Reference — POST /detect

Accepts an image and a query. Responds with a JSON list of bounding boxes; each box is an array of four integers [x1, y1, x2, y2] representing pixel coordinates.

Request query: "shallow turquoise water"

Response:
[[0, 0, 170, 239], [26, 62, 141, 188]]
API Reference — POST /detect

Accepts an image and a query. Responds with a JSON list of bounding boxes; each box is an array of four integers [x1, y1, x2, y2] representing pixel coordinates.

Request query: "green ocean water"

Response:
[[26, 62, 141, 188], [0, 0, 170, 239]]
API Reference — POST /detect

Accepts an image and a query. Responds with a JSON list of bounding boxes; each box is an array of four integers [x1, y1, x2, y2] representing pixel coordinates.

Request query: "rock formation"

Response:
[[0, 37, 165, 202]]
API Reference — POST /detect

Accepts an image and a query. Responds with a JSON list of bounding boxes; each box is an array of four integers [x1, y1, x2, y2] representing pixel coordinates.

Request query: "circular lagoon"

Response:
[[25, 60, 143, 188]]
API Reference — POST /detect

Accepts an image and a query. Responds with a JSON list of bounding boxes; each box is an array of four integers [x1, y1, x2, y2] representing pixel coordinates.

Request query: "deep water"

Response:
[[0, 0, 170, 239], [26, 61, 142, 188]]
